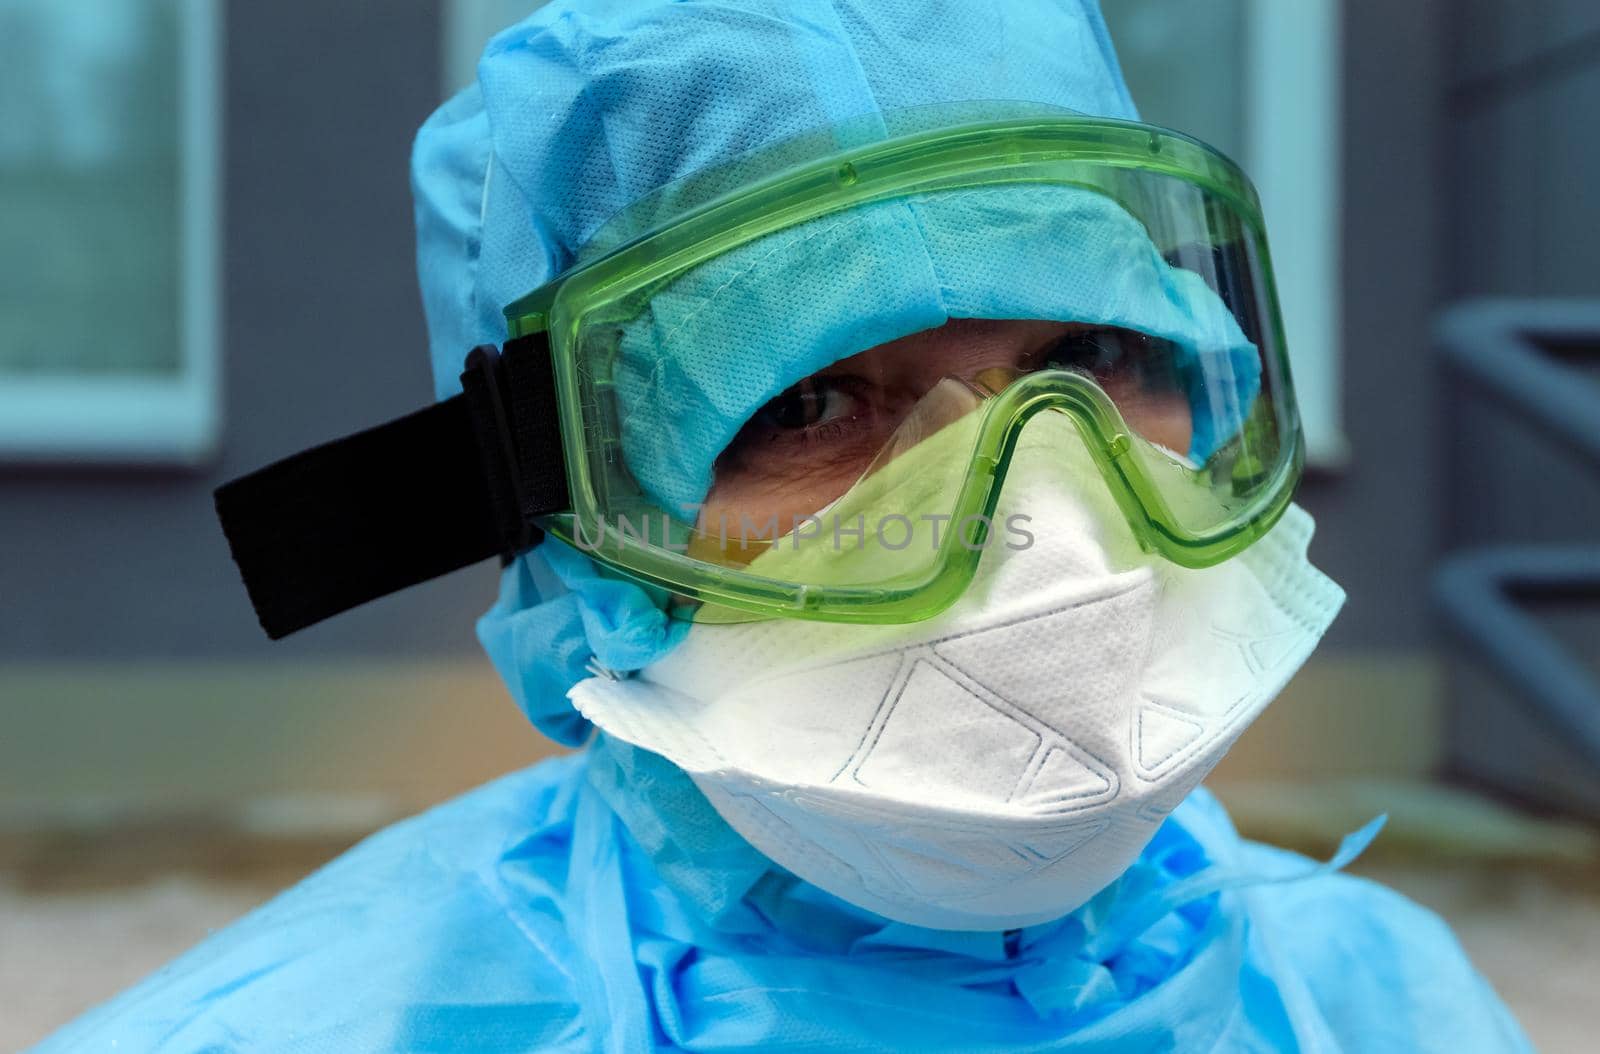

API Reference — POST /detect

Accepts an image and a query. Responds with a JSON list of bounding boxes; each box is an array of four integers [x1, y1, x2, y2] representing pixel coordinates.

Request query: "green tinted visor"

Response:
[[214, 112, 1303, 640], [509, 114, 1302, 625]]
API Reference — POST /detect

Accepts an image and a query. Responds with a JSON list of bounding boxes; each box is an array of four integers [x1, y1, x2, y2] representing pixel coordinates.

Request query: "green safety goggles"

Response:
[[216, 112, 1302, 638]]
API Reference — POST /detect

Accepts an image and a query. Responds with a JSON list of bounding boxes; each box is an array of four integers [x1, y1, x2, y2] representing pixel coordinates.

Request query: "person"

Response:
[[37, 1, 1531, 1050]]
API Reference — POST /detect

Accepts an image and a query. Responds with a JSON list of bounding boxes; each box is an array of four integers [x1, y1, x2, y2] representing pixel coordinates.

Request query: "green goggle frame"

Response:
[[213, 112, 1301, 639]]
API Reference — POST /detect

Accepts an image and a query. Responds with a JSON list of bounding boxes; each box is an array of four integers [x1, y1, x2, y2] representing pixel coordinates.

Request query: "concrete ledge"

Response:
[[1213, 650, 1441, 781], [0, 661, 562, 831], [2, 650, 1438, 830]]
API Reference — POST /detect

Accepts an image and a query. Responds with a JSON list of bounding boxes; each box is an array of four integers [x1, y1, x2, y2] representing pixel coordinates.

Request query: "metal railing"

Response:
[[1434, 301, 1600, 807]]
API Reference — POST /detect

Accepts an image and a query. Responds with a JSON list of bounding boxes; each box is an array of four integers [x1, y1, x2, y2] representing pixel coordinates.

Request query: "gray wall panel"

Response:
[[1292, 0, 1444, 652], [1534, 66, 1600, 294], [1441, 0, 1600, 810], [1451, 63, 1600, 298], [1452, 0, 1600, 87], [1450, 93, 1541, 295], [1443, 6, 1600, 551]]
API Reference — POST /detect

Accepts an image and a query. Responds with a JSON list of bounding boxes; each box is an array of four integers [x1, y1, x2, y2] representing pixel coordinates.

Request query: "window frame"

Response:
[[1245, 0, 1346, 467], [0, 0, 223, 465]]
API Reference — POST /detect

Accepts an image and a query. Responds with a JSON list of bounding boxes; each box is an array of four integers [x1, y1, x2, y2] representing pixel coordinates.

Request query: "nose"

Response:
[[887, 317, 1068, 399]]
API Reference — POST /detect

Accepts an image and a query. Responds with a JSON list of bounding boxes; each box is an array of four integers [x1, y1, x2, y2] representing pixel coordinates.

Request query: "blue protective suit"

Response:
[[40, 742, 1523, 1054], [37, 748, 1527, 1052], [35, 1, 1532, 1049]]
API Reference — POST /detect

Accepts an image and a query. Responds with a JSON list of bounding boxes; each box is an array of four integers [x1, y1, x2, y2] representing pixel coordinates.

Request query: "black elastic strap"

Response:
[[214, 333, 569, 639]]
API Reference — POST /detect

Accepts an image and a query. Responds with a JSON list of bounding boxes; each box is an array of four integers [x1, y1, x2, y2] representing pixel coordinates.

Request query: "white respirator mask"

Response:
[[570, 418, 1343, 931]]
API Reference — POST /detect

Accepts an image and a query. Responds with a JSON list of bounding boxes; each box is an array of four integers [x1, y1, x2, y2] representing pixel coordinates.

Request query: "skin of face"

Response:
[[695, 318, 1194, 556]]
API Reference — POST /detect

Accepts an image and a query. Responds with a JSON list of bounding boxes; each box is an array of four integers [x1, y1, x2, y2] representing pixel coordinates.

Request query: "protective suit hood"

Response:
[[412, 0, 1140, 750]]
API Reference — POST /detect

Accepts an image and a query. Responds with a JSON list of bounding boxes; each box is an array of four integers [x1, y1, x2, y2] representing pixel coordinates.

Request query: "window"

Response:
[[0, 0, 221, 463]]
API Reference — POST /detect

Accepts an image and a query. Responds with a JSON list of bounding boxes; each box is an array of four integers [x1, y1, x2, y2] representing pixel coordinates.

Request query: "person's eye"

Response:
[[753, 377, 862, 431], [1041, 327, 1190, 400], [1043, 328, 1133, 376]]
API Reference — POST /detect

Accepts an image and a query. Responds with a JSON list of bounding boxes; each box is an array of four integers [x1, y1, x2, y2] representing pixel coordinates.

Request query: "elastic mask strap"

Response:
[[213, 332, 570, 639]]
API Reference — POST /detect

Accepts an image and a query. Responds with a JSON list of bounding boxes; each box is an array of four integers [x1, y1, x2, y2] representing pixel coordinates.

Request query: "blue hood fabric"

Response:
[[37, 2, 1530, 1050], [36, 763, 1529, 1052], [419, 0, 1210, 745], [411, 0, 1139, 401], [609, 183, 1261, 517], [412, 0, 1255, 520]]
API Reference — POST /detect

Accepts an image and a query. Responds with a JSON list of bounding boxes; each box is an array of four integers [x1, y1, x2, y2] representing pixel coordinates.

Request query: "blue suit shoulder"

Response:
[[1232, 833, 1532, 1052], [30, 755, 592, 1053]]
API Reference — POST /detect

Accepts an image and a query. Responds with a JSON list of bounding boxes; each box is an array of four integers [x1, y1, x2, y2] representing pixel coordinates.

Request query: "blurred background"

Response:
[[2, 0, 1598, 1049]]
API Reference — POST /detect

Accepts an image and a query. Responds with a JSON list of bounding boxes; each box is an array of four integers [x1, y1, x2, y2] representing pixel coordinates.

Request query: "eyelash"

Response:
[[766, 376, 867, 425]]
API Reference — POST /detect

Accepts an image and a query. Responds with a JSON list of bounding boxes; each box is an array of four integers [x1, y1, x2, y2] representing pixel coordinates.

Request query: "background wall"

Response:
[[2, 1, 494, 664], [1433, 0, 1600, 814], [1448, 0, 1600, 302], [1, 0, 1596, 825], [1441, 0, 1600, 554], [0, 1, 527, 827]]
